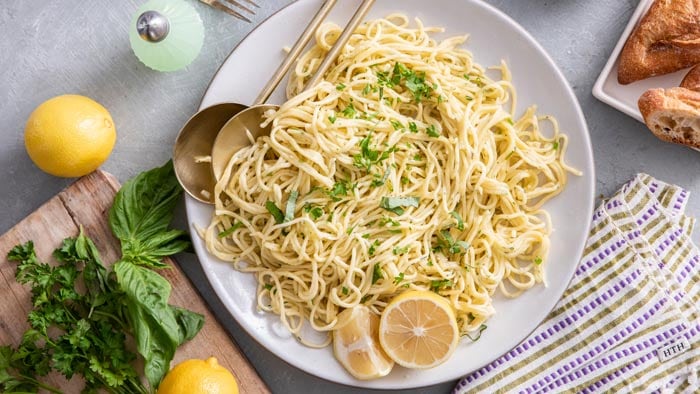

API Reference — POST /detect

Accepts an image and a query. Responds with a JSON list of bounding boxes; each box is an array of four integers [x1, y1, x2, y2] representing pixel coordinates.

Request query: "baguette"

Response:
[[618, 0, 700, 85], [680, 64, 700, 91], [638, 87, 700, 148]]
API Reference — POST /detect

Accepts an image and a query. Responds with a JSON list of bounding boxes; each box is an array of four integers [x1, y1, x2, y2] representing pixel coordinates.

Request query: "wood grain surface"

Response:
[[0, 170, 269, 393]]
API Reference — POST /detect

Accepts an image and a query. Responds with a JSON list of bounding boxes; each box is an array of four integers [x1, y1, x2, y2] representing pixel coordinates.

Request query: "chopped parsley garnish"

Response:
[[534, 257, 543, 265], [465, 95, 473, 101], [362, 84, 371, 96], [463, 74, 470, 80], [426, 124, 440, 138], [506, 118, 514, 125], [409, 121, 419, 133], [218, 221, 243, 238], [379, 196, 420, 215], [264, 284, 274, 291], [427, 261, 434, 266], [372, 264, 383, 284], [336, 83, 346, 91], [413, 153, 422, 161], [378, 217, 401, 228], [342, 286, 349, 295], [369, 240, 380, 256], [328, 115, 337, 124], [430, 279, 453, 291], [326, 179, 355, 201], [393, 246, 409, 255], [304, 205, 324, 220], [393, 272, 405, 285], [353, 132, 395, 172], [342, 102, 357, 118], [376, 62, 435, 102], [361, 295, 371, 303], [390, 120, 403, 130], [553, 141, 559, 150], [401, 176, 410, 185], [361, 233, 370, 239], [450, 211, 465, 231], [346, 226, 355, 235]]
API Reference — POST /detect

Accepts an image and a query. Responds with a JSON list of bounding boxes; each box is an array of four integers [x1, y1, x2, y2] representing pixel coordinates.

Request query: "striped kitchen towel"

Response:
[[454, 174, 700, 393]]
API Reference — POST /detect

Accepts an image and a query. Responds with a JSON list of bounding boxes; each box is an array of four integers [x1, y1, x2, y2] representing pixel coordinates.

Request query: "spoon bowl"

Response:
[[211, 104, 278, 181], [173, 102, 247, 203]]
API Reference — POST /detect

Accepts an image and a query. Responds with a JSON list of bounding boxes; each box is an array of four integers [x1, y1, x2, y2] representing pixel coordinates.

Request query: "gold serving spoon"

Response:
[[173, 0, 375, 204]]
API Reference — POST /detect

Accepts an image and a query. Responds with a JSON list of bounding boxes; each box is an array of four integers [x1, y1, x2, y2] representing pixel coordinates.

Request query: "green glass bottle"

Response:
[[129, 0, 204, 72]]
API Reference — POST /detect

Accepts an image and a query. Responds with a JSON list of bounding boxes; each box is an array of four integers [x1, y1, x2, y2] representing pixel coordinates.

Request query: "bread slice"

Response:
[[618, 0, 700, 85], [680, 64, 700, 91], [638, 87, 700, 148]]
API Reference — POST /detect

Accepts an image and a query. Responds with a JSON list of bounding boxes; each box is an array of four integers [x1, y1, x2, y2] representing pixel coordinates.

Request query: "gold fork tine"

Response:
[[221, 0, 255, 14], [241, 0, 259, 7], [199, 0, 252, 22]]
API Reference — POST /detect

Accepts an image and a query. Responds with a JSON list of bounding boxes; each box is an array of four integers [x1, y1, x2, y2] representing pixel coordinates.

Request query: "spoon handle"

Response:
[[304, 0, 375, 90], [254, 0, 337, 105]]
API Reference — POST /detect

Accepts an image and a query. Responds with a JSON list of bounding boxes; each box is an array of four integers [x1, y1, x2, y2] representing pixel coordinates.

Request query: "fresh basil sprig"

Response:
[[109, 161, 203, 389]]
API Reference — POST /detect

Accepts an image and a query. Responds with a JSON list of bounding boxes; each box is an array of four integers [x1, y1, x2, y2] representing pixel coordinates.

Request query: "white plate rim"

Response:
[[186, 0, 596, 389]]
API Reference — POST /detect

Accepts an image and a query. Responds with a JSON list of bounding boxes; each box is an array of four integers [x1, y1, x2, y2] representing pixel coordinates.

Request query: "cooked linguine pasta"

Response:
[[203, 15, 579, 346]]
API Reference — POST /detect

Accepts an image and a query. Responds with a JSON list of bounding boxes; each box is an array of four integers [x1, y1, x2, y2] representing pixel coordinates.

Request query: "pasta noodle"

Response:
[[203, 15, 579, 346]]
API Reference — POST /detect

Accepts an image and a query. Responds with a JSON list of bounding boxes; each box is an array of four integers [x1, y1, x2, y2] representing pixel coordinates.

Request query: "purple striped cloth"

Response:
[[454, 174, 700, 393]]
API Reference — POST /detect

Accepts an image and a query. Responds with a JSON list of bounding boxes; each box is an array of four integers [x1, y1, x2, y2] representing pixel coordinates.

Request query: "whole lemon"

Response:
[[24, 94, 116, 177], [158, 357, 239, 394]]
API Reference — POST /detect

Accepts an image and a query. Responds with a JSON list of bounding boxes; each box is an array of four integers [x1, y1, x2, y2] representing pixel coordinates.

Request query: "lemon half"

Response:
[[378, 290, 459, 369]]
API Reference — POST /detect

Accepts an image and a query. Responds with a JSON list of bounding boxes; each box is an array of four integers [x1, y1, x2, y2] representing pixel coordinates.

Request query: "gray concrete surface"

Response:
[[1, 1, 699, 393]]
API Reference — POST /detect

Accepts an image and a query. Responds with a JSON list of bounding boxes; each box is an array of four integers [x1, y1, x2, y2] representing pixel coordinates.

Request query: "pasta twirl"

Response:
[[203, 15, 579, 347]]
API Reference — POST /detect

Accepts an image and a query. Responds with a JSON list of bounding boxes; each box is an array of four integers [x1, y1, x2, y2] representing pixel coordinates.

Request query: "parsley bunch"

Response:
[[1, 161, 203, 393]]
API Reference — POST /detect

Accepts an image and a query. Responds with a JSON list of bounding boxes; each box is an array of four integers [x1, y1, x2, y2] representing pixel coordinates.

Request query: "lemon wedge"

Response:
[[333, 305, 394, 380], [378, 290, 459, 369]]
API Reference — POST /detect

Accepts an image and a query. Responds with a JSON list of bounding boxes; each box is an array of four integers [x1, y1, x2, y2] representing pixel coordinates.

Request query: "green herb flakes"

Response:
[[372, 264, 383, 284], [369, 240, 380, 256], [450, 211, 465, 231], [430, 279, 453, 291], [426, 124, 440, 138]]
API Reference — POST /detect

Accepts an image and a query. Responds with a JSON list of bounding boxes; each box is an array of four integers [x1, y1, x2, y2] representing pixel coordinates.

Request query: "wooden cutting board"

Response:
[[0, 170, 269, 393]]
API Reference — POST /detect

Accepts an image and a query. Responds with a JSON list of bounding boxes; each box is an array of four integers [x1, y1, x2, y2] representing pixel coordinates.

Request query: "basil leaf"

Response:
[[380, 196, 419, 215], [218, 221, 243, 238], [265, 201, 285, 224], [114, 261, 181, 388], [170, 305, 205, 343], [285, 191, 299, 222], [108, 161, 190, 268]]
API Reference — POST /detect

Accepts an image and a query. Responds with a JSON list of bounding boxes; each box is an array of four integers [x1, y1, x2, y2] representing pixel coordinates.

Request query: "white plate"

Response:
[[592, 0, 693, 122], [188, 0, 595, 389]]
